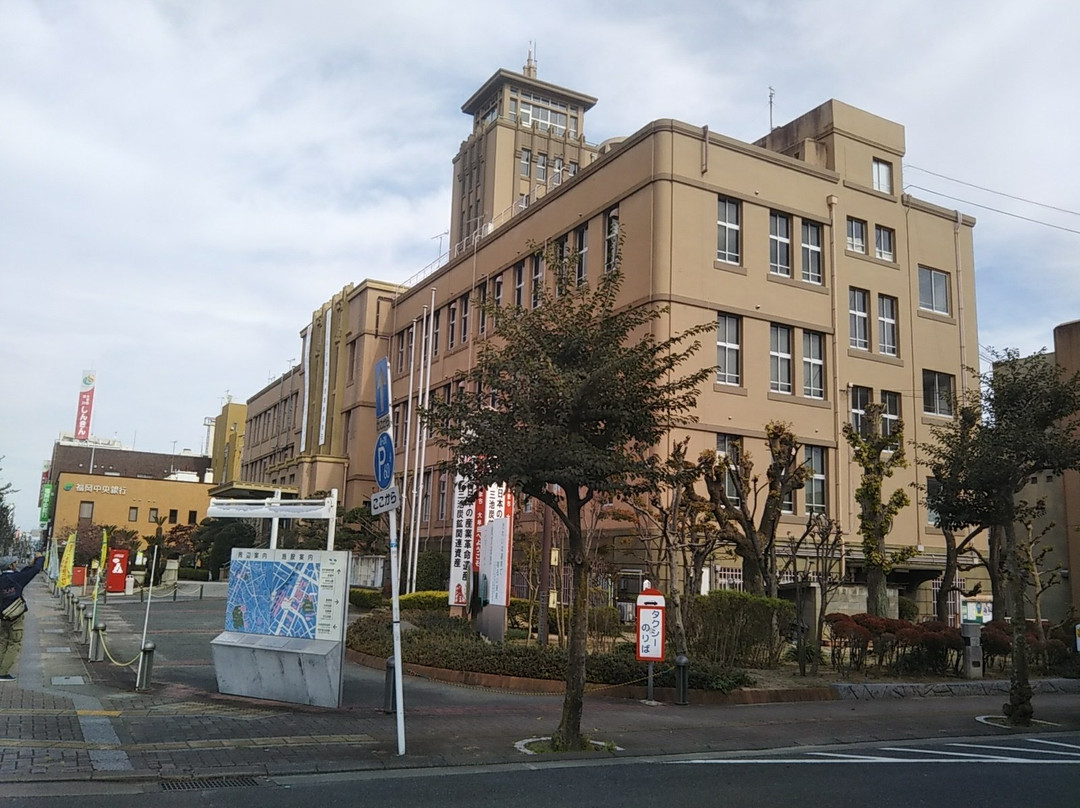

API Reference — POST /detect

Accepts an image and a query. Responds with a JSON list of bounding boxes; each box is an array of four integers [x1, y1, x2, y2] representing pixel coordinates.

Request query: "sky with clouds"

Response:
[[2, 0, 1078, 530]]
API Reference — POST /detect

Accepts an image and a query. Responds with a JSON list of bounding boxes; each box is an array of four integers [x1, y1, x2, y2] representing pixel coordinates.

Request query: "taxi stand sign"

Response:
[[636, 588, 666, 662]]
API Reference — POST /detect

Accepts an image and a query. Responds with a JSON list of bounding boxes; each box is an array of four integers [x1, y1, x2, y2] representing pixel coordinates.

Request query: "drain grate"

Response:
[[160, 776, 261, 791]]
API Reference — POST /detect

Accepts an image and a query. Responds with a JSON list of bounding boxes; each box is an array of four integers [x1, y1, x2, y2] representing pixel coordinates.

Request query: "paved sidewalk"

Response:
[[2, 578, 1079, 784]]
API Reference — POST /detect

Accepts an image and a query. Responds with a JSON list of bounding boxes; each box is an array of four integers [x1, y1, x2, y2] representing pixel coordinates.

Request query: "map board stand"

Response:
[[205, 493, 349, 709]]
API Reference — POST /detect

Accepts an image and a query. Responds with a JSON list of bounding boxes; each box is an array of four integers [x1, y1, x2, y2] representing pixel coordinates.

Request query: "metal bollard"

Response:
[[66, 596, 76, 622], [76, 603, 86, 637], [199, 584, 204, 600], [674, 654, 690, 706], [79, 607, 91, 645], [135, 642, 156, 692], [383, 656, 396, 713], [89, 624, 106, 663]]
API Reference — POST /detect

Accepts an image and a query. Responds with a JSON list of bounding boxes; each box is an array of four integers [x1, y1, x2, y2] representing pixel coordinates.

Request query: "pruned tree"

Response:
[[781, 513, 845, 676], [697, 422, 808, 597], [922, 349, 1080, 726], [843, 402, 911, 617], [424, 241, 713, 751]]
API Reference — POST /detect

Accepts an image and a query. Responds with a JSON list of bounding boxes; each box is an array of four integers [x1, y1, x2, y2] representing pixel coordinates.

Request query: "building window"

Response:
[[574, 225, 588, 285], [873, 158, 893, 194], [802, 221, 823, 284], [769, 211, 791, 277], [881, 390, 901, 447], [432, 310, 441, 356], [770, 324, 793, 394], [805, 446, 827, 514], [536, 153, 547, 182], [717, 196, 741, 264], [919, 266, 950, 315], [148, 507, 159, 523], [494, 275, 503, 308], [875, 226, 895, 261], [168, 509, 178, 524], [847, 217, 867, 253], [421, 470, 431, 521], [478, 283, 487, 334], [438, 475, 448, 521], [396, 331, 406, 373], [126, 507, 138, 522], [447, 302, 457, 349], [716, 434, 742, 505], [926, 477, 941, 526], [849, 287, 869, 350], [568, 161, 578, 177], [803, 331, 825, 399], [851, 385, 872, 437], [531, 253, 543, 308], [923, 370, 955, 417], [79, 501, 94, 520], [604, 206, 620, 272], [716, 314, 741, 386], [460, 294, 470, 343], [878, 295, 898, 356], [188, 510, 198, 525], [552, 156, 563, 185], [520, 148, 531, 177], [514, 261, 525, 307]]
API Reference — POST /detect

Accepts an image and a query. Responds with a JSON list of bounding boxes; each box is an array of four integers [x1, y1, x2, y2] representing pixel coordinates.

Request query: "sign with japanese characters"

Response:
[[636, 588, 666, 662], [448, 475, 475, 607], [74, 371, 96, 440]]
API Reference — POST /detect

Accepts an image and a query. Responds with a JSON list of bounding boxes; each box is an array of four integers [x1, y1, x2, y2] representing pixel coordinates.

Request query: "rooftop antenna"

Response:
[[524, 43, 537, 78], [768, 86, 775, 131]]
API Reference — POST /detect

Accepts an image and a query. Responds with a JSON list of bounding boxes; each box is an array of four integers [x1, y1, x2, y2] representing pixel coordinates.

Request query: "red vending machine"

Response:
[[105, 548, 130, 593]]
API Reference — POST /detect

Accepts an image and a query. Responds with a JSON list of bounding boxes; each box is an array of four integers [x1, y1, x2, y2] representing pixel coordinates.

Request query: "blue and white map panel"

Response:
[[225, 549, 351, 642]]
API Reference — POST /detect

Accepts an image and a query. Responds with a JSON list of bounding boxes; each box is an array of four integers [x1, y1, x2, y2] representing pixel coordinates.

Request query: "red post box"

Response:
[[106, 549, 130, 593]]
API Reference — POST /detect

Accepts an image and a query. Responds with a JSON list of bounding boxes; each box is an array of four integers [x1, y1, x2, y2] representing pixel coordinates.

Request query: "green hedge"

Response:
[[349, 588, 387, 609], [399, 591, 450, 611], [177, 567, 211, 581], [686, 589, 793, 668], [345, 610, 754, 692]]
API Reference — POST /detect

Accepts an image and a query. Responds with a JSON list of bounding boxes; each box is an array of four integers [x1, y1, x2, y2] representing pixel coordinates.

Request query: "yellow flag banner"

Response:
[[90, 528, 108, 603], [58, 535, 76, 588]]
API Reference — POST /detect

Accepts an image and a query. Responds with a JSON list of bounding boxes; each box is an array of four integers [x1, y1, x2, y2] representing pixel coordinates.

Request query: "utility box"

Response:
[[961, 622, 983, 679]]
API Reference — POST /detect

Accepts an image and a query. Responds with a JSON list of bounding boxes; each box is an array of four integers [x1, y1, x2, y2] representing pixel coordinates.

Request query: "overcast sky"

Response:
[[3, 0, 1079, 530]]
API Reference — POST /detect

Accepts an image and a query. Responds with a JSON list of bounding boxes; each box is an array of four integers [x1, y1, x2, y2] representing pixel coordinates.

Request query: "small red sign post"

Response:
[[105, 548, 129, 593], [636, 588, 666, 661]]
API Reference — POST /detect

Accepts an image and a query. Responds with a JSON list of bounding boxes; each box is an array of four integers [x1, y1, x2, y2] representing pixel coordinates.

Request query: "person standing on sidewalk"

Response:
[[0, 552, 45, 682]]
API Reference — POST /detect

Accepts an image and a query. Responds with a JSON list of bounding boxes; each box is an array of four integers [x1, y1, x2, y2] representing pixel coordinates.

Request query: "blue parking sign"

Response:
[[374, 432, 395, 490]]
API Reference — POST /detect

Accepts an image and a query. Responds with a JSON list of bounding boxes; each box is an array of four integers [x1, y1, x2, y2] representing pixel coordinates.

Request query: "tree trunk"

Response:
[[866, 566, 889, 616], [739, 551, 766, 596], [666, 540, 688, 657], [1024, 530, 1048, 648], [937, 529, 958, 624], [1002, 519, 1033, 726], [987, 524, 1005, 618], [551, 495, 589, 751]]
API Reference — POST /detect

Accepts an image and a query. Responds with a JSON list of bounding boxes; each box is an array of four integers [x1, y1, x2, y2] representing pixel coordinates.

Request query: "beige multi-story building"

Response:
[[234, 63, 984, 618]]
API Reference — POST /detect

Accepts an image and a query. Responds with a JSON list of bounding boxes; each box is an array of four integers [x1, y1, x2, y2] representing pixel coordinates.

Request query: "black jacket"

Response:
[[0, 555, 45, 610]]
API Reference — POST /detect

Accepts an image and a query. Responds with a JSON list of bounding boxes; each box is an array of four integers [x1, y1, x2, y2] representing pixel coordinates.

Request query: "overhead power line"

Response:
[[905, 164, 1080, 218], [903, 185, 1080, 236]]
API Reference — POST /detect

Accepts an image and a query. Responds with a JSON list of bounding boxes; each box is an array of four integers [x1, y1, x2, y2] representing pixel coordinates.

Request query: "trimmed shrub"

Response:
[[898, 596, 919, 622], [414, 551, 449, 592], [350, 588, 386, 609], [399, 591, 450, 611], [177, 566, 211, 581], [687, 590, 794, 668]]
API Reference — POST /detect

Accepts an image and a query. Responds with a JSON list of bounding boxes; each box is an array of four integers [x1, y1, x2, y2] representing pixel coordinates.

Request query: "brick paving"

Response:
[[3, 579, 1080, 784]]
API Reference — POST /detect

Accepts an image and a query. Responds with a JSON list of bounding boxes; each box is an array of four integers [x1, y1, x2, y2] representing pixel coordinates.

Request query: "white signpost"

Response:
[[374, 357, 406, 756], [636, 585, 666, 702]]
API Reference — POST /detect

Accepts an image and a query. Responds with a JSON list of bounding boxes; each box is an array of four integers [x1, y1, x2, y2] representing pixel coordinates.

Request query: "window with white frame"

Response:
[[552, 156, 563, 185], [432, 310, 441, 355], [531, 253, 543, 308], [878, 295, 898, 356], [881, 390, 901, 447], [520, 149, 531, 177], [478, 283, 487, 334], [851, 385, 872, 437], [447, 302, 457, 349], [847, 217, 867, 253], [422, 470, 432, 521], [438, 474, 448, 520], [514, 261, 525, 307], [923, 369, 954, 416], [717, 196, 740, 263], [716, 314, 741, 386], [396, 331, 406, 373], [494, 274, 503, 308], [873, 158, 893, 194], [919, 266, 950, 314], [875, 225, 895, 261], [849, 287, 869, 350], [536, 153, 547, 182], [604, 206, 619, 272], [805, 446, 827, 514], [716, 434, 742, 505], [769, 211, 791, 276], [803, 331, 825, 399], [574, 225, 587, 285], [802, 220, 823, 284], [770, 324, 793, 394], [460, 294, 469, 343]]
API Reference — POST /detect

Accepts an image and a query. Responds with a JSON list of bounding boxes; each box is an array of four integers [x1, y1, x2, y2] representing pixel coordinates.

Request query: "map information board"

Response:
[[225, 549, 350, 642]]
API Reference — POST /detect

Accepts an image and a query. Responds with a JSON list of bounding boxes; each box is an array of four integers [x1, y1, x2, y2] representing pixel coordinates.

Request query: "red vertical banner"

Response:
[[75, 371, 96, 440], [106, 549, 129, 593], [472, 486, 488, 573]]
